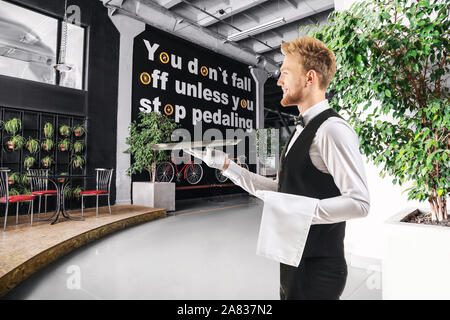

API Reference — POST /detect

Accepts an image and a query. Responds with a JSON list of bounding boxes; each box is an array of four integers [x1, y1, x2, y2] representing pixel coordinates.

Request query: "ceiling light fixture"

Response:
[[227, 17, 286, 42]]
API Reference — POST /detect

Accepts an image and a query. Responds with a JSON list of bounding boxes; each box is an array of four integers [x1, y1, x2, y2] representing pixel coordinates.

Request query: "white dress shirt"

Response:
[[222, 99, 370, 266]]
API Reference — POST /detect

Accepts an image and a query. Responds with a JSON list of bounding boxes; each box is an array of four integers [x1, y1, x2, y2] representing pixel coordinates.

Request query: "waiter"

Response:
[[185, 36, 370, 300]]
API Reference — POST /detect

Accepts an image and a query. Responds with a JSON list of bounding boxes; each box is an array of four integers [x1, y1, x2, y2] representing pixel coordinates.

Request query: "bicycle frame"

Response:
[[166, 157, 198, 180]]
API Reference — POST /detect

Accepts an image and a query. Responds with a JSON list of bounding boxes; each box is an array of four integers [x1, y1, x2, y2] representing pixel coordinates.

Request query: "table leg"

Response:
[[50, 180, 62, 225], [37, 181, 59, 222], [60, 181, 84, 221]]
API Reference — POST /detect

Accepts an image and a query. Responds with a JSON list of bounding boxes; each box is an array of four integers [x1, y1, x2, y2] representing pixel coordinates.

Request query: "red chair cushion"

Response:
[[0, 195, 35, 203], [32, 190, 57, 195], [80, 190, 108, 195]]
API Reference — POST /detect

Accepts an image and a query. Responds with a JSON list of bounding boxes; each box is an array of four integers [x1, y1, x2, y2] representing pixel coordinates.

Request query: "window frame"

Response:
[[1, 0, 88, 91]]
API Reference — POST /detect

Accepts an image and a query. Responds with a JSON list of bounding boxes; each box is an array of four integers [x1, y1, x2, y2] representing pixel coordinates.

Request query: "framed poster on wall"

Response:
[[132, 24, 257, 199]]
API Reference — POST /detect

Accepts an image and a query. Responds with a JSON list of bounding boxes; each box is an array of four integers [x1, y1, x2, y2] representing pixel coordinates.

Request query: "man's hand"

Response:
[[184, 147, 229, 170]]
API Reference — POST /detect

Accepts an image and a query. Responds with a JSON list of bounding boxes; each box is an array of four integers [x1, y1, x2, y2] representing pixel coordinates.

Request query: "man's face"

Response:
[[277, 54, 307, 107]]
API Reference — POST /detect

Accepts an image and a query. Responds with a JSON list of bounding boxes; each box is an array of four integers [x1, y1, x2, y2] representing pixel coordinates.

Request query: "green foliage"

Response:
[[72, 186, 83, 199], [7, 172, 20, 185], [71, 155, 85, 168], [41, 156, 53, 168], [124, 111, 178, 182], [42, 139, 54, 151], [58, 172, 68, 183], [59, 138, 71, 151], [26, 138, 40, 154], [59, 125, 71, 136], [304, 0, 449, 220], [73, 125, 85, 137], [73, 140, 84, 153], [20, 173, 30, 185], [9, 188, 20, 196], [24, 156, 35, 169], [64, 185, 72, 200], [4, 118, 21, 135], [44, 122, 54, 138], [8, 135, 24, 150]]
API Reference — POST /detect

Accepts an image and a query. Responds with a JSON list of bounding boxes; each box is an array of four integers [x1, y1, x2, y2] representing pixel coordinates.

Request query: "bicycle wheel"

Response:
[[185, 163, 203, 185], [156, 161, 175, 182], [215, 168, 228, 183]]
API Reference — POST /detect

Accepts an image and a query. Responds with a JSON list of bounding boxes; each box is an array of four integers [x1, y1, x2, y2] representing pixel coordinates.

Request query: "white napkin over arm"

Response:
[[255, 190, 318, 267]]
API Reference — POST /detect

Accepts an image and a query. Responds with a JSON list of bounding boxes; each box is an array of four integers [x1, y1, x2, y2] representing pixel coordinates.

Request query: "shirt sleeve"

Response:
[[254, 120, 370, 225], [311, 120, 370, 224], [222, 160, 278, 195]]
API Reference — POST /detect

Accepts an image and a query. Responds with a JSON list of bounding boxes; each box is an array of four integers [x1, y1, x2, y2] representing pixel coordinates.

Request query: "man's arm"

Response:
[[311, 119, 370, 223], [221, 158, 279, 195], [254, 119, 370, 225]]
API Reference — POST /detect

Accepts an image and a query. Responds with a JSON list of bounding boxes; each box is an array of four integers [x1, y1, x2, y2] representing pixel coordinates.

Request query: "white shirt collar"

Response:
[[296, 99, 330, 129]]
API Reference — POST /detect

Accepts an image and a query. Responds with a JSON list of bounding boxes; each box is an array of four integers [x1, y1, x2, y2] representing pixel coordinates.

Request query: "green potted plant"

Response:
[[8, 172, 20, 185], [71, 155, 85, 168], [43, 122, 54, 138], [9, 188, 20, 196], [41, 139, 54, 151], [7, 135, 24, 151], [309, 0, 449, 299], [4, 118, 21, 135], [20, 173, 30, 186], [59, 172, 68, 183], [72, 186, 83, 199], [64, 185, 73, 200], [58, 138, 71, 152], [24, 156, 36, 168], [59, 125, 71, 137], [73, 140, 84, 153], [26, 137, 40, 154], [73, 125, 86, 137], [125, 111, 178, 210], [41, 156, 53, 168]]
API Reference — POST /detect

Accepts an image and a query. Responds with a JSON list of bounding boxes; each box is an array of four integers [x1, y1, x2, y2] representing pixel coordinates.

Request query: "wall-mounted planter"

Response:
[[41, 156, 53, 168], [73, 141, 84, 153], [26, 138, 40, 154], [59, 125, 71, 137], [43, 122, 54, 138], [58, 139, 71, 152], [24, 156, 36, 169], [6, 135, 24, 151], [41, 139, 54, 151], [73, 125, 85, 137], [4, 118, 21, 135]]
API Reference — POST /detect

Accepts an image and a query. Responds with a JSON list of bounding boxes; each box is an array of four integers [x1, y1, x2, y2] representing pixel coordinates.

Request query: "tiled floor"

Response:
[[2, 194, 381, 300]]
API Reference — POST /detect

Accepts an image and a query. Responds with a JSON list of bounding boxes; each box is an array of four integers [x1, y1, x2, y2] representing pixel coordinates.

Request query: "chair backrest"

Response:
[[27, 169, 50, 192], [95, 168, 114, 192], [0, 169, 10, 199]]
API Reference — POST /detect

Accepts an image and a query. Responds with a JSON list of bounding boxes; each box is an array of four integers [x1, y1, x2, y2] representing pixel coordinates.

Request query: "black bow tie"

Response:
[[293, 114, 305, 127]]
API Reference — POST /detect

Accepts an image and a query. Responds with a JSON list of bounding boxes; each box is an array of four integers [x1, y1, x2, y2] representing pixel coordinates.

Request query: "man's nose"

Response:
[[277, 77, 282, 86]]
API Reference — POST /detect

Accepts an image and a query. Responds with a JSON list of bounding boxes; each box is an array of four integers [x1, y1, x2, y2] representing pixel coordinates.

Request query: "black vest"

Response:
[[278, 108, 346, 258]]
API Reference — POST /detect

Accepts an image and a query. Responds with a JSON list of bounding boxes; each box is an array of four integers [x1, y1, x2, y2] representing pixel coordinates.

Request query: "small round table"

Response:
[[29, 174, 91, 225]]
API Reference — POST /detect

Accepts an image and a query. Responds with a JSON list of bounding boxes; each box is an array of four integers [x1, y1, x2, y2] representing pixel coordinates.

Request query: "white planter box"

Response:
[[132, 182, 175, 211], [382, 207, 450, 300]]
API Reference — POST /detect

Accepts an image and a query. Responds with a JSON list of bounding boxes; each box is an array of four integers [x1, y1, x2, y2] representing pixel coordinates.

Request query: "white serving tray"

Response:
[[149, 139, 242, 151]]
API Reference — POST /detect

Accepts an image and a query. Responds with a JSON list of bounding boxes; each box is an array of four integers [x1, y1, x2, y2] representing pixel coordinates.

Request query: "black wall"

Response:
[[0, 0, 120, 207]]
